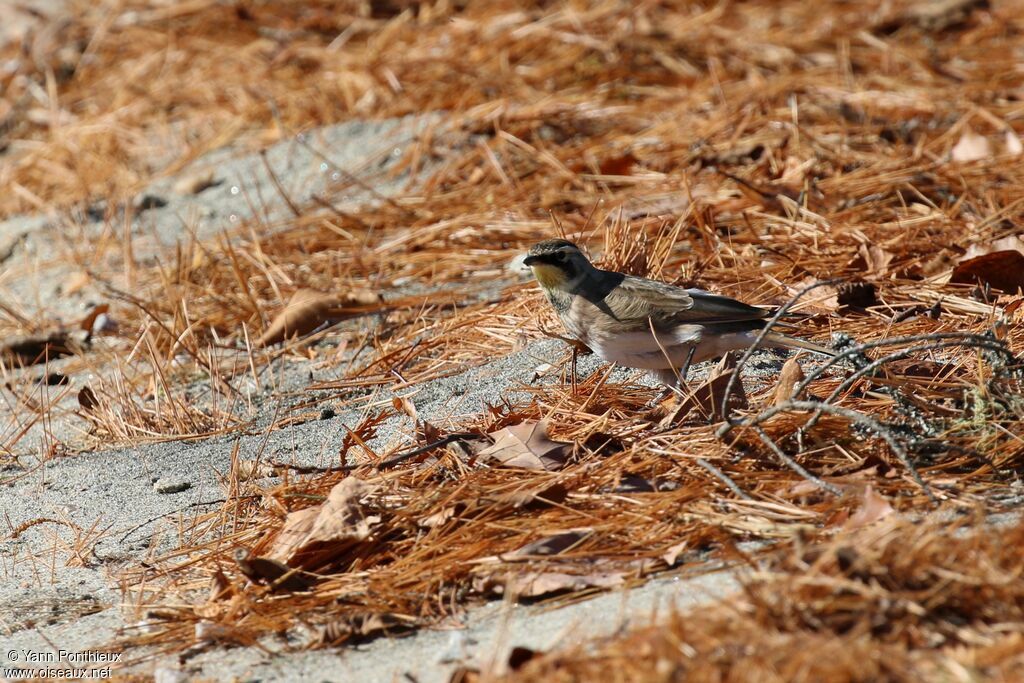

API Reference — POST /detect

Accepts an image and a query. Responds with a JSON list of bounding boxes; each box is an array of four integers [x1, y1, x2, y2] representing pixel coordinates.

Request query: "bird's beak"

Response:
[[523, 254, 541, 266]]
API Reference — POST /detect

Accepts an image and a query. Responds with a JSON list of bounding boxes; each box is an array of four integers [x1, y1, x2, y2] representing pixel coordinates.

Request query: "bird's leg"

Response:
[[679, 345, 697, 383], [570, 344, 579, 395], [646, 347, 696, 410]]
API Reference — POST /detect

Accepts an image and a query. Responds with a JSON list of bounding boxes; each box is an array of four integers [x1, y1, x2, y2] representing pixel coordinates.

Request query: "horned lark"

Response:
[[523, 239, 834, 386]]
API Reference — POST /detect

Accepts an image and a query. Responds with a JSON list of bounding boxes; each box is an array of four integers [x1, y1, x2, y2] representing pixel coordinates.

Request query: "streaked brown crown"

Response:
[[527, 239, 582, 257]]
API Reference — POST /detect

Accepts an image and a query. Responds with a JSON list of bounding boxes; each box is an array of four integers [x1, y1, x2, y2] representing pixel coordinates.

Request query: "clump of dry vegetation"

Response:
[[2, 0, 1024, 674], [498, 514, 1024, 682]]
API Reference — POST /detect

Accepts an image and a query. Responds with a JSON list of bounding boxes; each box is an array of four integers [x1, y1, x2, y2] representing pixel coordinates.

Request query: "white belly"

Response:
[[590, 327, 761, 370]]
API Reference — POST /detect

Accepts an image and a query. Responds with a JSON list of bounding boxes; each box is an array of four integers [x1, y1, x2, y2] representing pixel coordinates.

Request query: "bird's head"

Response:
[[523, 239, 593, 291]]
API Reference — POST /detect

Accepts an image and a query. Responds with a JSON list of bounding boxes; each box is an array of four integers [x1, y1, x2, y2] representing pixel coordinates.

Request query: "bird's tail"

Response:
[[761, 332, 836, 357]]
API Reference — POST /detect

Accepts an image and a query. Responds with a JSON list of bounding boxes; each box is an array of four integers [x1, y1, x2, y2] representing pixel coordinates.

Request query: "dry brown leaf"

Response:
[[256, 288, 382, 347], [597, 152, 637, 176], [476, 420, 573, 471], [662, 540, 688, 567], [487, 481, 570, 510], [1005, 129, 1023, 156], [772, 356, 805, 406], [660, 353, 747, 426], [845, 486, 896, 530], [268, 477, 380, 569], [320, 612, 416, 644], [951, 128, 991, 163], [904, 0, 988, 31], [77, 303, 109, 333], [1, 332, 79, 366], [233, 548, 316, 592], [910, 249, 959, 280], [950, 250, 1024, 293], [477, 570, 625, 598], [500, 528, 592, 560], [392, 395, 419, 421], [1001, 295, 1024, 321], [850, 243, 894, 275], [786, 278, 839, 313], [418, 506, 459, 529], [77, 386, 99, 411], [207, 570, 233, 602]]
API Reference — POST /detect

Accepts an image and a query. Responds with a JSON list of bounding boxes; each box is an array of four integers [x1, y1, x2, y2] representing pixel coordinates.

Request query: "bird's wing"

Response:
[[603, 275, 769, 327]]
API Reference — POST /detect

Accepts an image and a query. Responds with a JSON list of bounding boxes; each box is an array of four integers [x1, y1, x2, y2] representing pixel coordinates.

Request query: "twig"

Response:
[[695, 458, 754, 500], [272, 433, 483, 474], [724, 399, 936, 502], [750, 425, 842, 496], [721, 278, 844, 423], [119, 496, 259, 543]]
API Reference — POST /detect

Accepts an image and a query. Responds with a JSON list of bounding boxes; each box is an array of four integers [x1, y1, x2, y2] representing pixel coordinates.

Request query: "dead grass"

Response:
[[499, 514, 1024, 683], [2, 0, 1024, 673]]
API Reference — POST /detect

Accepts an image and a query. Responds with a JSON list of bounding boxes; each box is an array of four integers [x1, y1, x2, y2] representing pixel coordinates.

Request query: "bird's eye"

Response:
[[555, 251, 567, 262]]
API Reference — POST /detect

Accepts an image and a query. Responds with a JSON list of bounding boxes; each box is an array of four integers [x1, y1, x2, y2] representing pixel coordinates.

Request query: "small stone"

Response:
[[319, 407, 336, 420], [136, 194, 168, 212], [153, 478, 191, 494]]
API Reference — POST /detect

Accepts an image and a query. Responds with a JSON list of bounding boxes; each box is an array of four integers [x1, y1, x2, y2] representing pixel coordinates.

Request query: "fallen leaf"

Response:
[[268, 477, 380, 570], [849, 243, 894, 275], [207, 570, 233, 602], [1005, 129, 1023, 156], [235, 460, 273, 481], [845, 486, 896, 530], [1, 332, 79, 366], [476, 420, 573, 471], [597, 152, 637, 176], [233, 548, 316, 592], [77, 386, 100, 411], [487, 480, 570, 510], [1001, 295, 1024, 320], [659, 353, 748, 426], [662, 540, 688, 567], [476, 570, 625, 598], [786, 278, 839, 313], [501, 529, 592, 560], [951, 128, 991, 162], [257, 288, 382, 347], [392, 395, 418, 421], [772, 356, 805, 406], [886, 359, 958, 378], [78, 303, 109, 334], [950, 250, 1024, 293], [904, 249, 959, 280], [419, 505, 461, 529], [904, 0, 988, 32], [320, 612, 416, 644]]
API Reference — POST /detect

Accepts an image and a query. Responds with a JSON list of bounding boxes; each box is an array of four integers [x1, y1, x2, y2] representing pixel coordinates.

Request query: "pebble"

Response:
[[153, 478, 191, 494]]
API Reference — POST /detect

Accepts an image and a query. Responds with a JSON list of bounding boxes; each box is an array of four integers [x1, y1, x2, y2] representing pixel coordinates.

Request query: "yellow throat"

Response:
[[530, 263, 570, 289]]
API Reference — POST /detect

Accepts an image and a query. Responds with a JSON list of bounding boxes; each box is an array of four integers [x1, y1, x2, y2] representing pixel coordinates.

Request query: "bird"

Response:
[[522, 238, 835, 387]]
